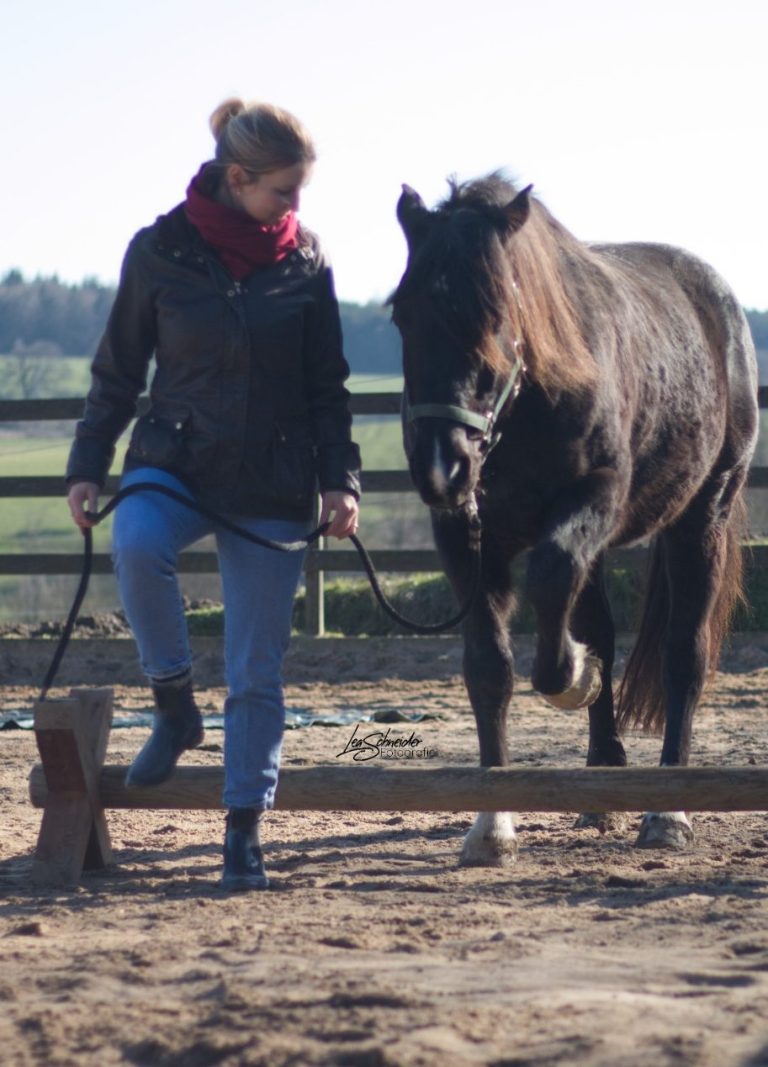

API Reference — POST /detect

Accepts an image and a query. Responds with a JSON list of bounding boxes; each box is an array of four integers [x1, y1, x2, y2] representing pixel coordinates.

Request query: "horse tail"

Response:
[[708, 490, 749, 674], [616, 487, 749, 736], [615, 538, 668, 735]]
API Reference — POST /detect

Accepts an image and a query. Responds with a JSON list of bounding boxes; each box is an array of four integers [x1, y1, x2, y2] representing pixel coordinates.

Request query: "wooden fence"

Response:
[[2, 391, 767, 635]]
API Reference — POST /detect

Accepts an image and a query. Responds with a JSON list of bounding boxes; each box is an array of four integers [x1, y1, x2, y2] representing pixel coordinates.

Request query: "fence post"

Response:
[[304, 493, 325, 637]]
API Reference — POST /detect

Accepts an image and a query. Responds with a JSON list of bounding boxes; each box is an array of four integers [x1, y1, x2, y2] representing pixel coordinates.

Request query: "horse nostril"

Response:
[[447, 455, 470, 489], [424, 450, 472, 505], [408, 425, 478, 507], [448, 459, 463, 484]]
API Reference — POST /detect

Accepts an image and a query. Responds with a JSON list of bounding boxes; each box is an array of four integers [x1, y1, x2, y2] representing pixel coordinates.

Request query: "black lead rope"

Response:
[[39, 482, 482, 699]]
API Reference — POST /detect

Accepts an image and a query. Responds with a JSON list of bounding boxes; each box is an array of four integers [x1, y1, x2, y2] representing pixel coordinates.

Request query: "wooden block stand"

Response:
[[31, 687, 114, 887]]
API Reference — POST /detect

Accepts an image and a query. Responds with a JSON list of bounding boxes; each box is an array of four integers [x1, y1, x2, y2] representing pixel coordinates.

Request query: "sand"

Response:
[[1, 635, 768, 1066]]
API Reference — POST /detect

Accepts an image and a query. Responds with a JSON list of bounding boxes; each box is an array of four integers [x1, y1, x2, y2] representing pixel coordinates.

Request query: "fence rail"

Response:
[[3, 392, 768, 634]]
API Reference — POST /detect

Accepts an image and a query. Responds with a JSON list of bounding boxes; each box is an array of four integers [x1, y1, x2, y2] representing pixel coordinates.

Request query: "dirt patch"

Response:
[[2, 636, 768, 1065]]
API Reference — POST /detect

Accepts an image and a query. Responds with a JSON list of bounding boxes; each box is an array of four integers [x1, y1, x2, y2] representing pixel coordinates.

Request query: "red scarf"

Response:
[[184, 163, 299, 279]]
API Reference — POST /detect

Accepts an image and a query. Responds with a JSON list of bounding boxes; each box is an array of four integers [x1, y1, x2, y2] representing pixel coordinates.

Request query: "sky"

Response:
[[3, 0, 766, 309]]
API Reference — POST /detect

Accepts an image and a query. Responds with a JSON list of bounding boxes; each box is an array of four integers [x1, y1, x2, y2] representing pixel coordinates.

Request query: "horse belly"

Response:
[[619, 409, 726, 543]]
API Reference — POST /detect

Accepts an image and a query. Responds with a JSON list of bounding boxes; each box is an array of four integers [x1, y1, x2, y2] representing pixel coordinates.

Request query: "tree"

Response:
[[6, 340, 62, 399]]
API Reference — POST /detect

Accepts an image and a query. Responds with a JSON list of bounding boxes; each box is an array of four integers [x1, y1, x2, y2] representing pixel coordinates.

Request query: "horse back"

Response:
[[585, 242, 758, 500], [591, 241, 757, 413], [485, 241, 757, 547]]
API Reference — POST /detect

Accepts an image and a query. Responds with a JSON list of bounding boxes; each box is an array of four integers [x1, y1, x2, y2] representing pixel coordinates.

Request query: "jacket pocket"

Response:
[[269, 431, 317, 505], [127, 410, 189, 468]]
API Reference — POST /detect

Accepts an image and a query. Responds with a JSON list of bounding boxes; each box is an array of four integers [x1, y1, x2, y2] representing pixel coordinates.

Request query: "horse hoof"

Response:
[[460, 812, 518, 868], [574, 812, 629, 834], [635, 812, 694, 850], [540, 654, 603, 710]]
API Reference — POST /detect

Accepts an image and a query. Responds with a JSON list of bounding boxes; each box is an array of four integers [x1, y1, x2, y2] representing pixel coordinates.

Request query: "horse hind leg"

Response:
[[633, 474, 748, 850], [636, 811, 693, 849], [633, 548, 716, 850], [631, 533, 707, 852]]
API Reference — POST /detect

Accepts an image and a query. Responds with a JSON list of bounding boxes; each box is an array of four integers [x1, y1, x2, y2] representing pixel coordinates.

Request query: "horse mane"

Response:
[[394, 173, 598, 395]]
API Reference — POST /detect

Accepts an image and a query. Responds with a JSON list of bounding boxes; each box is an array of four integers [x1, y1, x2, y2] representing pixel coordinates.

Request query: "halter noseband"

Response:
[[405, 348, 525, 457]]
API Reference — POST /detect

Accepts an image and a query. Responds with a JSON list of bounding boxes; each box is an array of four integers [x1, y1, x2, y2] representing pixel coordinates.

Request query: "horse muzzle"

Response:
[[407, 422, 482, 511]]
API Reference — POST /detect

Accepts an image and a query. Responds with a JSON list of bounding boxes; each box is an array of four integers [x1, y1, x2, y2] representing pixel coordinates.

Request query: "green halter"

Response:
[[405, 351, 525, 457]]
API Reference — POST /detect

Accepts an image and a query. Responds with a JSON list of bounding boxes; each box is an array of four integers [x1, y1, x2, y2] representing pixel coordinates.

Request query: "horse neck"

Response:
[[507, 217, 598, 398]]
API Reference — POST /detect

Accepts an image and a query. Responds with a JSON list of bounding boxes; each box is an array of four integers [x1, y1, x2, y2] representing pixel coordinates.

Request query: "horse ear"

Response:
[[503, 184, 534, 234], [397, 184, 430, 243]]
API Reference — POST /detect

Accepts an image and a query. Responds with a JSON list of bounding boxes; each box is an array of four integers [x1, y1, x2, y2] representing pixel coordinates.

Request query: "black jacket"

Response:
[[66, 204, 361, 519]]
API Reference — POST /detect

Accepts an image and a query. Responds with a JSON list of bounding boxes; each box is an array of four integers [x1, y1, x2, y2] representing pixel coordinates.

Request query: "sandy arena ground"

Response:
[[1, 635, 768, 1066]]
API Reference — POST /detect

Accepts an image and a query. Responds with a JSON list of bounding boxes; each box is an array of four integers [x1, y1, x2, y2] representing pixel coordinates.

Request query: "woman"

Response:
[[66, 98, 361, 891]]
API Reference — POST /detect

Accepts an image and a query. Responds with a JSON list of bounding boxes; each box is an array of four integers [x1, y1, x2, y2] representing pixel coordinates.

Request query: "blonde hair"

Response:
[[209, 98, 316, 176]]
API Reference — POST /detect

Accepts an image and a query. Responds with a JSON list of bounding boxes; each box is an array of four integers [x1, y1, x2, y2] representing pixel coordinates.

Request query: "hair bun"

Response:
[[209, 98, 246, 143], [206, 99, 316, 174]]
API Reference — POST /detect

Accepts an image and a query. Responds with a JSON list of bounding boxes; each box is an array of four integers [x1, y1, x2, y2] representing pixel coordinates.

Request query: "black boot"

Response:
[[125, 677, 204, 787], [221, 807, 268, 891]]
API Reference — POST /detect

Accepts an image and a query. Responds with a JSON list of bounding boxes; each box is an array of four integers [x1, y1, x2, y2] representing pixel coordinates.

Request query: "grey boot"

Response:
[[221, 807, 268, 891], [125, 677, 204, 787]]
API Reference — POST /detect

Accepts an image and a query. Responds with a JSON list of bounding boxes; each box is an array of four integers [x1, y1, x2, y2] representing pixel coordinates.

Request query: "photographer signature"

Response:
[[336, 724, 435, 762]]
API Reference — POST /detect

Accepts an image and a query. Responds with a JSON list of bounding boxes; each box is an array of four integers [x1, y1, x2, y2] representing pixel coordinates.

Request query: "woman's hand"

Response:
[[67, 481, 101, 529], [319, 490, 359, 539]]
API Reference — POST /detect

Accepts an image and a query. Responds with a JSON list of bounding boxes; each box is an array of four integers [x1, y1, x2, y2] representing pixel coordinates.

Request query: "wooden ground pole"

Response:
[[30, 763, 768, 815], [31, 686, 113, 886]]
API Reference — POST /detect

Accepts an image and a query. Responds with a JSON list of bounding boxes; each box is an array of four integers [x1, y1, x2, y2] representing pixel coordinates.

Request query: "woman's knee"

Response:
[[112, 515, 175, 577]]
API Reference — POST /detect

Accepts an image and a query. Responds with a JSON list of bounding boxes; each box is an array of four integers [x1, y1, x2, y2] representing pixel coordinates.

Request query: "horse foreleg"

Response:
[[570, 562, 629, 832], [461, 581, 518, 867], [435, 518, 519, 867], [460, 647, 517, 866], [527, 544, 603, 710], [526, 471, 622, 711], [461, 812, 518, 867]]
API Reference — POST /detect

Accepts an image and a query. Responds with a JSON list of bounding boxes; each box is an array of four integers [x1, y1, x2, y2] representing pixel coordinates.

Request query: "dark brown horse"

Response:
[[391, 174, 758, 865]]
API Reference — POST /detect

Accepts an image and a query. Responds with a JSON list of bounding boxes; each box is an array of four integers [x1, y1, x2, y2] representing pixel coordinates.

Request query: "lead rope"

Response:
[[39, 482, 483, 699]]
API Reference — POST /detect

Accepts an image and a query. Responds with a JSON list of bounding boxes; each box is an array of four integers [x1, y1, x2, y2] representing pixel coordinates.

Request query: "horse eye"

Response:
[[476, 367, 495, 394]]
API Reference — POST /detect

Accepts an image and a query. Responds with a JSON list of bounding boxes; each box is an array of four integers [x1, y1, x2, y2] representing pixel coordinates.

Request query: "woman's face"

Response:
[[229, 162, 312, 226]]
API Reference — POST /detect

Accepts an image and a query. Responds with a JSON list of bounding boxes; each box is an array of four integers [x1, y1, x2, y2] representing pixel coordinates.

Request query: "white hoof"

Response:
[[459, 812, 518, 868], [540, 651, 602, 710], [635, 811, 694, 850]]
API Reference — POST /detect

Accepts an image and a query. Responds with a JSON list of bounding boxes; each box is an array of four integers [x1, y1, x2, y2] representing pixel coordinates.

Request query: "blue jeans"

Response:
[[112, 467, 309, 810]]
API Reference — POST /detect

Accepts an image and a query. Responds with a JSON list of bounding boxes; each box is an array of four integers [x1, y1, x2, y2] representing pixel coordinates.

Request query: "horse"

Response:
[[390, 173, 758, 866]]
